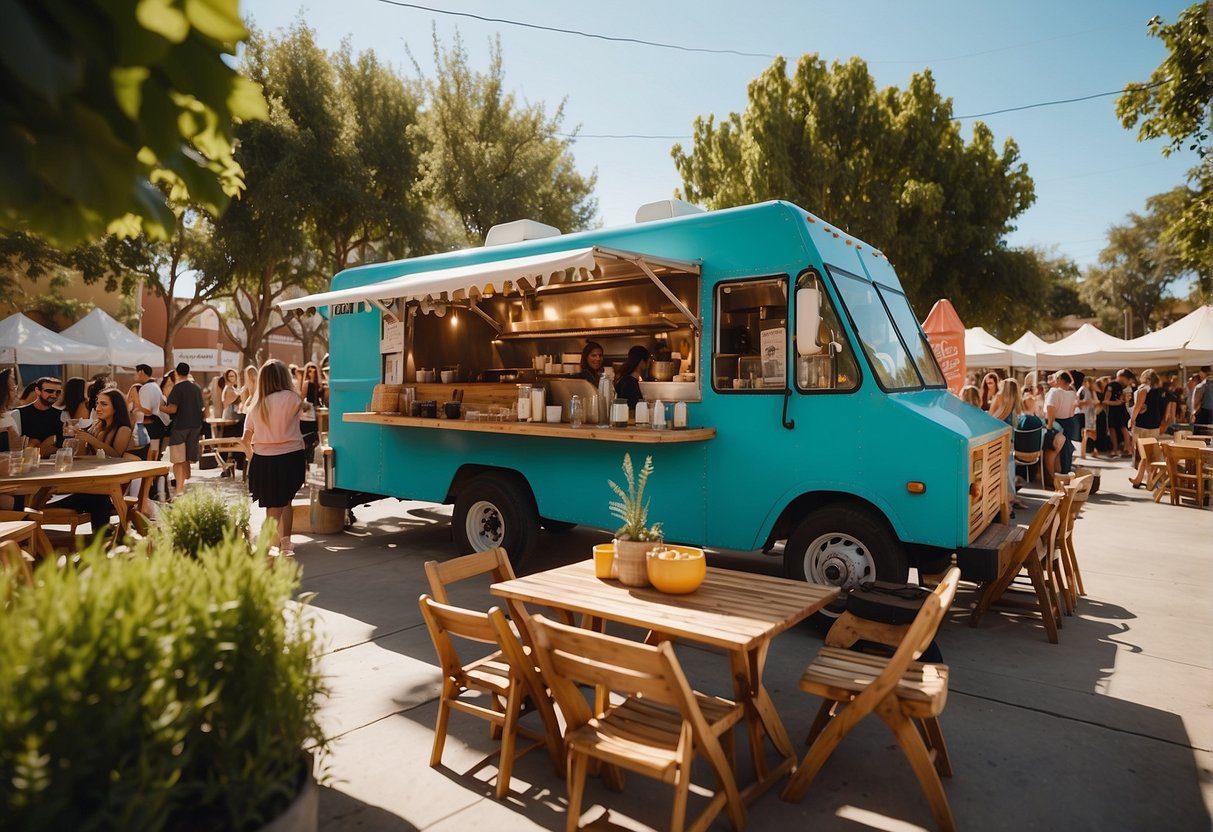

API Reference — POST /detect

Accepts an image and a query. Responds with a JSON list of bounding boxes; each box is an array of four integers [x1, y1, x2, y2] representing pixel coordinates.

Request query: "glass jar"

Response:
[[610, 397, 630, 428], [569, 394, 584, 428], [516, 384, 532, 422]]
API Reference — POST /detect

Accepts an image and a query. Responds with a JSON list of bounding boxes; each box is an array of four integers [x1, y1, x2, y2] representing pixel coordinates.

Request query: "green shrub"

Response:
[[0, 535, 326, 831], [153, 487, 251, 555]]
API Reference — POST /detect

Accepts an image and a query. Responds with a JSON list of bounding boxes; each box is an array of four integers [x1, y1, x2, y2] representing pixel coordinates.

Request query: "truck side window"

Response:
[[795, 274, 859, 393], [712, 277, 788, 392], [828, 265, 922, 391]]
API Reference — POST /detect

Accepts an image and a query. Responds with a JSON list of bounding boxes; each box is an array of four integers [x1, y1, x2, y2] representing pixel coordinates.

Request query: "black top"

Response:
[[1135, 387, 1164, 430], [1014, 414, 1045, 452], [575, 368, 601, 386], [303, 380, 322, 407], [615, 374, 644, 409], [17, 403, 63, 447], [167, 380, 205, 429], [1107, 380, 1124, 405]]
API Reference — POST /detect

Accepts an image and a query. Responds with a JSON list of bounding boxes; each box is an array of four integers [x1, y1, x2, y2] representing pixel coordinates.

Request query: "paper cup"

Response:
[[546, 405, 562, 423]]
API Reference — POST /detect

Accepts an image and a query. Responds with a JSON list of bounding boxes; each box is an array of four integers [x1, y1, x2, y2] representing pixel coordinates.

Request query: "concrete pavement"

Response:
[[214, 451, 1212, 831]]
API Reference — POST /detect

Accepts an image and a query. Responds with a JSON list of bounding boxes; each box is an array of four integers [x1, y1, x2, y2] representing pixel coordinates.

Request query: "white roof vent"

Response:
[[635, 198, 705, 223], [485, 219, 562, 247]]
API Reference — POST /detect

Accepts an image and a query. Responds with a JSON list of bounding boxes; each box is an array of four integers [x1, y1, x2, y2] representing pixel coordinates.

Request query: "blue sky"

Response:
[[243, 0, 1197, 268]]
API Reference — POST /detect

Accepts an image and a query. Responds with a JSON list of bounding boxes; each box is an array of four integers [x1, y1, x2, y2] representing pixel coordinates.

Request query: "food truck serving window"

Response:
[[827, 265, 923, 391]]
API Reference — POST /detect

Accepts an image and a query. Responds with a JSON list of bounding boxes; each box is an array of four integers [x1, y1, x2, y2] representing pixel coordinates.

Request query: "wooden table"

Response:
[[492, 560, 838, 802], [0, 457, 170, 538]]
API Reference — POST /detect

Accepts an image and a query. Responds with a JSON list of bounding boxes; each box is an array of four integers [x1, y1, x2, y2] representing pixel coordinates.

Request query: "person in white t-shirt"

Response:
[[131, 364, 168, 461], [1043, 370, 1079, 483]]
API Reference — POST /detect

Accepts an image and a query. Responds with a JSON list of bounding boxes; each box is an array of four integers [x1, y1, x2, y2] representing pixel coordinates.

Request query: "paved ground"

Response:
[[206, 451, 1212, 831]]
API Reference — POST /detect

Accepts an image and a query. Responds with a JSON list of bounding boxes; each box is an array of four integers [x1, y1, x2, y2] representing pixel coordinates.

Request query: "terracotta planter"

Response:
[[615, 538, 658, 587]]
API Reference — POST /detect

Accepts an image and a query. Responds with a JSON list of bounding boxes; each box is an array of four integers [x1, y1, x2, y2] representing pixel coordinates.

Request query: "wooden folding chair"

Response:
[[425, 548, 577, 635], [0, 538, 34, 588], [782, 568, 961, 832], [1163, 442, 1208, 507], [418, 595, 563, 799], [1056, 474, 1093, 608], [529, 614, 746, 832], [970, 496, 1064, 643], [0, 509, 53, 558]]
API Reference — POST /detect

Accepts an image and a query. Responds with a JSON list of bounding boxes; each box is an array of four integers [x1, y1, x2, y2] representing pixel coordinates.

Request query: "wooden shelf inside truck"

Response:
[[343, 412, 715, 443]]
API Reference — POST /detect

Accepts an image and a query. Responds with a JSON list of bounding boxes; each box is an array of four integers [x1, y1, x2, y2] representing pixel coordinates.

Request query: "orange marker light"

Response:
[[907, 481, 927, 494]]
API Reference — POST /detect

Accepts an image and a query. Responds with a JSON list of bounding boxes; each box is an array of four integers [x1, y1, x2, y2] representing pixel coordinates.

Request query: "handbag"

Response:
[[132, 421, 150, 449]]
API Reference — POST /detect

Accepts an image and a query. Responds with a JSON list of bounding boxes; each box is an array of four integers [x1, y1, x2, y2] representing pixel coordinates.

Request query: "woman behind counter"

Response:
[[614, 345, 650, 410], [575, 341, 605, 385]]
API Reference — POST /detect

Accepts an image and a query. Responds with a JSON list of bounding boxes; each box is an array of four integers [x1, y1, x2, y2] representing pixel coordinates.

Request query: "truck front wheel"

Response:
[[783, 502, 908, 627], [452, 474, 539, 565]]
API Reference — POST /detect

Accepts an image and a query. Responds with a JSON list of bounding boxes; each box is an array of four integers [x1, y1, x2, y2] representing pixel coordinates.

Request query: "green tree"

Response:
[[418, 34, 597, 243], [1081, 192, 1186, 337], [0, 0, 266, 247], [671, 56, 1035, 329], [1116, 6, 1211, 295]]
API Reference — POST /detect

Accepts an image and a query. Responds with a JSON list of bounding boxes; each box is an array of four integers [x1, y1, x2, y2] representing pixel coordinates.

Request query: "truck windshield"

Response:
[[827, 266, 922, 390], [876, 286, 946, 388]]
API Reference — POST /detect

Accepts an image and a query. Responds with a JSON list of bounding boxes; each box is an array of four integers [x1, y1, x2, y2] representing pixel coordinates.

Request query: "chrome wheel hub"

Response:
[[466, 500, 505, 550], [803, 532, 875, 590]]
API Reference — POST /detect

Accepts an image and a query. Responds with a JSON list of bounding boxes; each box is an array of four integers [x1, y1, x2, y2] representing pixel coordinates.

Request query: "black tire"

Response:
[[452, 474, 539, 566], [782, 502, 908, 631], [541, 519, 577, 533]]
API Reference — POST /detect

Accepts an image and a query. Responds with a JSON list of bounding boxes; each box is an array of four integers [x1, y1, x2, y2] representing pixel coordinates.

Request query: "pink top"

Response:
[[242, 390, 306, 456]]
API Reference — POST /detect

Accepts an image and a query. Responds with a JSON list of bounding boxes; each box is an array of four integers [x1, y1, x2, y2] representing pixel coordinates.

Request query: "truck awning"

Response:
[[277, 246, 701, 313]]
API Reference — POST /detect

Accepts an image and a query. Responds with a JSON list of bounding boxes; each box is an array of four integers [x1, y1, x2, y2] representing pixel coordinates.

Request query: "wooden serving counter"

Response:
[[343, 412, 715, 444]]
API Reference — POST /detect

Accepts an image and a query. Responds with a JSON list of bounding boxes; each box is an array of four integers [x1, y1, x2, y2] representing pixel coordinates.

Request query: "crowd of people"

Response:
[[0, 358, 330, 553], [958, 365, 1213, 504]]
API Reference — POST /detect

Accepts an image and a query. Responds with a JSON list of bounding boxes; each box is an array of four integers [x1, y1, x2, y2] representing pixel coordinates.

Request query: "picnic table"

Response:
[[492, 560, 839, 802], [0, 456, 169, 539]]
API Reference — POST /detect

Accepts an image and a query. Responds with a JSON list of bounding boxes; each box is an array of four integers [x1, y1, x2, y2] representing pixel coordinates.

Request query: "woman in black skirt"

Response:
[[242, 359, 307, 554]]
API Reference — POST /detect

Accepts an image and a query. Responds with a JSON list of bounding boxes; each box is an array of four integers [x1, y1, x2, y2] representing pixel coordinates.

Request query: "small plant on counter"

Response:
[[608, 453, 663, 542]]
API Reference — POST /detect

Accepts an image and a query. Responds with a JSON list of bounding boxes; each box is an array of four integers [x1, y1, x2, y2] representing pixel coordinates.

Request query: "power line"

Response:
[[371, 0, 775, 58], [951, 80, 1165, 120], [560, 80, 1169, 140]]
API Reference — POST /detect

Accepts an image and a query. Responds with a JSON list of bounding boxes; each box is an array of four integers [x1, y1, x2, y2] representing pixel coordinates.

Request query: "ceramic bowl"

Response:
[[645, 545, 706, 594]]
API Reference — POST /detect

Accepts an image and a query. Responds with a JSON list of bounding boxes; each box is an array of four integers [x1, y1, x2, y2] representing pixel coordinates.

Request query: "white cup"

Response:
[[546, 405, 562, 423]]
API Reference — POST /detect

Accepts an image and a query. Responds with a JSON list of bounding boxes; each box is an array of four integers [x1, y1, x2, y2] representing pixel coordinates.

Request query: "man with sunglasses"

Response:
[[18, 376, 65, 457]]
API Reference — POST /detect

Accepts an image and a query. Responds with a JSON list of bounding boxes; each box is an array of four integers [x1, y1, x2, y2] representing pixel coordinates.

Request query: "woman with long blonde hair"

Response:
[[989, 378, 1027, 509], [241, 359, 306, 554]]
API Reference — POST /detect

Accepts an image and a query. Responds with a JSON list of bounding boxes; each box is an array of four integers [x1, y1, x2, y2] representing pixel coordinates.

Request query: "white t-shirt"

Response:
[[139, 381, 168, 425], [1045, 386, 1078, 419], [0, 409, 19, 434]]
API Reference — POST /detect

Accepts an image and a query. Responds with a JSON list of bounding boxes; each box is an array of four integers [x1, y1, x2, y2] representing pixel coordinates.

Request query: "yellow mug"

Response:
[[593, 543, 617, 580]]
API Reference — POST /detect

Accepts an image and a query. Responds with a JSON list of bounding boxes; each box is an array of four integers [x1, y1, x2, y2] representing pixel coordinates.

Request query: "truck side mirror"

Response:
[[796, 285, 823, 356]]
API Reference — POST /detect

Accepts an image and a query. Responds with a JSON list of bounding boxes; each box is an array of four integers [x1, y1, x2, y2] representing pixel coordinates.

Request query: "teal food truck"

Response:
[[281, 199, 1010, 596]]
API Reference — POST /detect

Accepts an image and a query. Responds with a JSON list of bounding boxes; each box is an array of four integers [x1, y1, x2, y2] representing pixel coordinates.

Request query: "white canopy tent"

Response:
[[964, 327, 1035, 368], [59, 308, 162, 367], [0, 312, 108, 364], [1120, 305, 1213, 366], [1035, 323, 1128, 370], [1009, 331, 1049, 363]]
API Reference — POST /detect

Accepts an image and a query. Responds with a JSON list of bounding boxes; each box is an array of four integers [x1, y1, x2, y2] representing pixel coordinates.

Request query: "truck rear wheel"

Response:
[[783, 502, 908, 630], [452, 474, 539, 565]]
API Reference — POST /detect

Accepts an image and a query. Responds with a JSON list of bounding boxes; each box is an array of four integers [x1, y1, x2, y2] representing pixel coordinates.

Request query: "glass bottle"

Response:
[[516, 384, 532, 422], [598, 376, 613, 427], [569, 394, 584, 428]]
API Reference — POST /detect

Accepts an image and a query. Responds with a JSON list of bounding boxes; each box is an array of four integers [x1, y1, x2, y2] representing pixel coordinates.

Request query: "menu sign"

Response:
[[380, 320, 404, 354]]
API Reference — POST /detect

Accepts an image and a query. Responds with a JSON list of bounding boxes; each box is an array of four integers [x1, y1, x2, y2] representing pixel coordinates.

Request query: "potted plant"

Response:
[[607, 453, 664, 586], [0, 511, 326, 831]]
